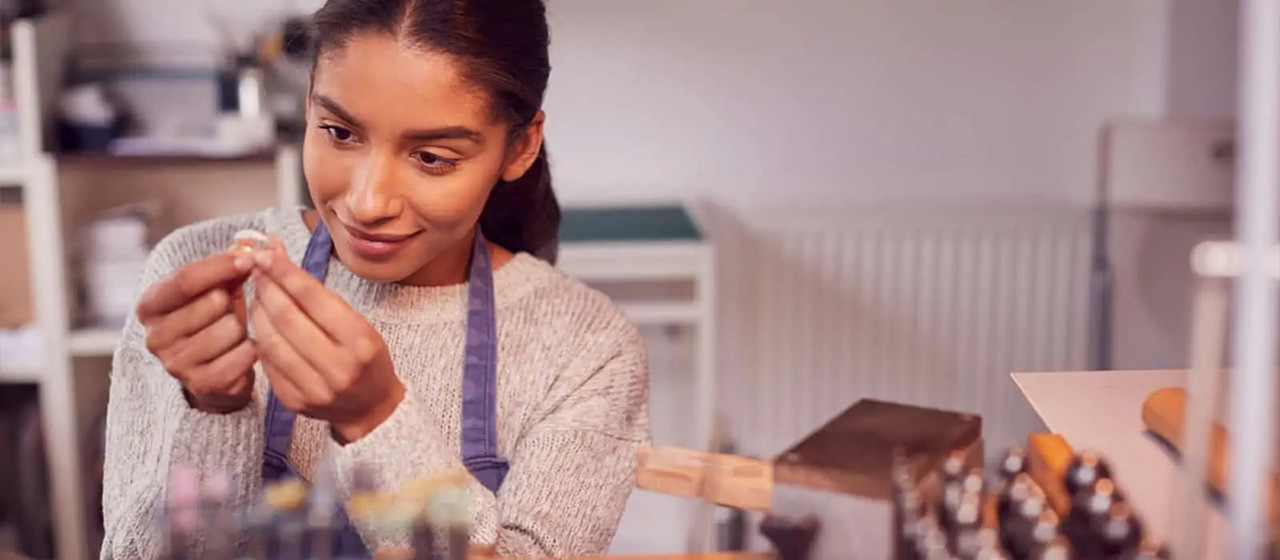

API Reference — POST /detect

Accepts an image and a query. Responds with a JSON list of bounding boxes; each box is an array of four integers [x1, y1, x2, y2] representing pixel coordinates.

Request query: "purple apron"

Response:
[[260, 222, 508, 554]]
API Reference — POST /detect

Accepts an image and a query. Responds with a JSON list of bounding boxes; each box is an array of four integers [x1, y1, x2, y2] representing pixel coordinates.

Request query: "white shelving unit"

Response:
[[0, 11, 305, 560]]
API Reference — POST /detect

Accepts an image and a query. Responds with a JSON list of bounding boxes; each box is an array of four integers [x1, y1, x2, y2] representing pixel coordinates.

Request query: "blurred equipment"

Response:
[[56, 83, 120, 153], [889, 435, 1163, 560], [636, 399, 983, 559], [76, 202, 158, 328], [1092, 119, 1235, 372], [637, 407, 1166, 559], [149, 461, 475, 559]]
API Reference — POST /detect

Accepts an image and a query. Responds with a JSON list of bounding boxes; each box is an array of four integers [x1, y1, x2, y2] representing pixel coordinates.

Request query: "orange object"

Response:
[[1024, 433, 1075, 517], [1141, 386, 1280, 530]]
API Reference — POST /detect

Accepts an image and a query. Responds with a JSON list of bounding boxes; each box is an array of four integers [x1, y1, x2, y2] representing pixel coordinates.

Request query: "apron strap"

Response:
[[461, 228, 509, 492], [261, 221, 334, 481]]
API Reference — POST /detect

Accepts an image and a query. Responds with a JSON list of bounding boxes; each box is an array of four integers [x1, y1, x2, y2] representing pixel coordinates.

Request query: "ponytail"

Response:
[[479, 143, 561, 264]]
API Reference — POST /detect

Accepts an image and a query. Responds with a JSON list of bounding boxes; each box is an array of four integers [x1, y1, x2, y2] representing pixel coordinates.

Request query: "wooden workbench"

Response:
[[568, 555, 769, 560], [377, 548, 770, 560]]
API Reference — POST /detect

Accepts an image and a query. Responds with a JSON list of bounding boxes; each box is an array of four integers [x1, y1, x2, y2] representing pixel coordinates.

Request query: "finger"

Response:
[[183, 339, 256, 399], [138, 253, 253, 321], [162, 314, 246, 374], [250, 248, 369, 344], [251, 303, 335, 410], [144, 288, 234, 353], [259, 356, 306, 412], [252, 270, 355, 387]]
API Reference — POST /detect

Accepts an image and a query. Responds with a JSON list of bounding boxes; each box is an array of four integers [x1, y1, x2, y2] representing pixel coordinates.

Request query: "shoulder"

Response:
[[500, 254, 646, 360], [498, 255, 650, 438]]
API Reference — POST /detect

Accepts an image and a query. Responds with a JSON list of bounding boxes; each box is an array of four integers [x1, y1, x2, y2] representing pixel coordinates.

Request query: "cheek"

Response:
[[402, 153, 507, 228], [302, 132, 349, 204]]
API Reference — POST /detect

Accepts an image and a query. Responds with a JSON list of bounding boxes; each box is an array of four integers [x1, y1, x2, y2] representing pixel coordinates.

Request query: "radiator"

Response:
[[716, 206, 1095, 459]]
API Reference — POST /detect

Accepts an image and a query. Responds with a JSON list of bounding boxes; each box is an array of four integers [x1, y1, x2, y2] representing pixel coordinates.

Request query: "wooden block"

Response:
[[771, 399, 983, 500], [1025, 433, 1075, 517], [0, 204, 31, 328], [765, 399, 983, 560], [635, 445, 773, 511], [377, 547, 770, 560]]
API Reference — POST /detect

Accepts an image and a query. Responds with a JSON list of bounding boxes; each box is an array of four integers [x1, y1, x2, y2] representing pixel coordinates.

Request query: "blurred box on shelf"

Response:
[[0, 326, 41, 374], [0, 203, 31, 329], [77, 202, 156, 328]]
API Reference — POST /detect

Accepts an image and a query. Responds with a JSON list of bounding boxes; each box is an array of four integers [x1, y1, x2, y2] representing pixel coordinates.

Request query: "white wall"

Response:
[[543, 0, 1169, 207], [1107, 0, 1238, 370], [69, 0, 1170, 208], [1166, 0, 1238, 118]]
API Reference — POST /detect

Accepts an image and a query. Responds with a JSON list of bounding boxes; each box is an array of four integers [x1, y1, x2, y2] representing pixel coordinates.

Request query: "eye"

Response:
[[320, 125, 357, 144], [412, 151, 459, 176]]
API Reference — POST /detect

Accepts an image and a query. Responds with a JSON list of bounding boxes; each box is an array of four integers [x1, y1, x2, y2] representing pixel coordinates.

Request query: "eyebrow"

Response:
[[311, 94, 484, 143]]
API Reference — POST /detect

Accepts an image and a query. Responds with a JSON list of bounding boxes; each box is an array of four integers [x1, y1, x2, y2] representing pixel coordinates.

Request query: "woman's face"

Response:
[[304, 33, 542, 285]]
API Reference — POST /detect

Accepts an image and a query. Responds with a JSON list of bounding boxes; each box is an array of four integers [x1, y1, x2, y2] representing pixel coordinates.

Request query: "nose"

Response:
[[345, 151, 404, 224]]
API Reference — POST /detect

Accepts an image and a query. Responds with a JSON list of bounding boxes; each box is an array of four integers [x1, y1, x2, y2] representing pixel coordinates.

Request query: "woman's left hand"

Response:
[[246, 242, 405, 444]]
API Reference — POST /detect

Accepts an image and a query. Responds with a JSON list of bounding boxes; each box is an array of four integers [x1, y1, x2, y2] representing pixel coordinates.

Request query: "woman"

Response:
[[99, 0, 650, 557]]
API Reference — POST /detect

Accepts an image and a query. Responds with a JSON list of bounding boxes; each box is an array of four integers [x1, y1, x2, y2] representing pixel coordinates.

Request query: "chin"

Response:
[[332, 245, 417, 284], [346, 262, 412, 284]]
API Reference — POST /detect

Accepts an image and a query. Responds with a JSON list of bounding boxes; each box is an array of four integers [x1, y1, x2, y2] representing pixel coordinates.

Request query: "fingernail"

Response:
[[253, 251, 274, 267], [234, 255, 253, 271]]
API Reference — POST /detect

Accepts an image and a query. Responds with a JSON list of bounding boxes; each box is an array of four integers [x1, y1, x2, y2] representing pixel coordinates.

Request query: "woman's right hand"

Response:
[[136, 253, 257, 413]]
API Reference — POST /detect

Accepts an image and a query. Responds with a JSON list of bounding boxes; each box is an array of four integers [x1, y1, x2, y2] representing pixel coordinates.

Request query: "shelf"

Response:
[[56, 150, 279, 167], [68, 327, 121, 357], [0, 162, 28, 185], [0, 365, 40, 382]]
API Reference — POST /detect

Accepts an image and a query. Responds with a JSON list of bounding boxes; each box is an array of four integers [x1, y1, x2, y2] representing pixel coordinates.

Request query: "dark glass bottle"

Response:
[[1006, 489, 1048, 560], [1096, 501, 1143, 559], [951, 492, 985, 558], [895, 488, 925, 560], [1064, 478, 1119, 559], [1063, 451, 1113, 498], [1033, 535, 1072, 560], [999, 447, 1028, 482]]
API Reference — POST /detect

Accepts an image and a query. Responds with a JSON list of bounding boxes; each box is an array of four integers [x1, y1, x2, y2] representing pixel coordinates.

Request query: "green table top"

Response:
[[558, 204, 703, 243]]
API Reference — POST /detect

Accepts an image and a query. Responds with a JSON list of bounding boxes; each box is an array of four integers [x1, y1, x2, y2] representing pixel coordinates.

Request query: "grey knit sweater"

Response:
[[99, 207, 651, 558]]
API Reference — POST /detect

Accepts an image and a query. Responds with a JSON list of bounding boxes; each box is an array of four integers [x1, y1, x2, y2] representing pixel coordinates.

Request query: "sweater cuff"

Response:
[[329, 391, 453, 484], [328, 391, 457, 547], [169, 393, 264, 475]]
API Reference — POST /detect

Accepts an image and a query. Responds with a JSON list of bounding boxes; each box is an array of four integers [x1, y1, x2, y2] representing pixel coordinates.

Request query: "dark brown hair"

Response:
[[308, 0, 561, 262]]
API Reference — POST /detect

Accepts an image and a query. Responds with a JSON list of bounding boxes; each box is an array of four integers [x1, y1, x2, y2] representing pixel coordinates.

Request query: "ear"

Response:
[[501, 110, 546, 183]]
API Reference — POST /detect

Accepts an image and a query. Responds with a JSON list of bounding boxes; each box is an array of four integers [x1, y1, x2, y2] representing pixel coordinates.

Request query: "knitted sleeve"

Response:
[[100, 215, 268, 559]]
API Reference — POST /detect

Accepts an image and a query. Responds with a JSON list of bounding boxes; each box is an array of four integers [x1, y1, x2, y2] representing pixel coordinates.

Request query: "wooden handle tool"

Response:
[[634, 445, 774, 511]]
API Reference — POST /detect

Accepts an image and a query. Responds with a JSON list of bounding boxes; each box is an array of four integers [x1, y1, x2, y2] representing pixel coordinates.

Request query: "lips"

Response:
[[341, 224, 420, 258]]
